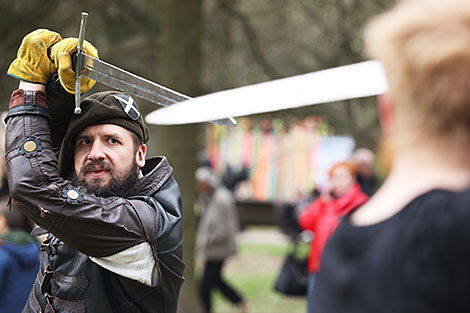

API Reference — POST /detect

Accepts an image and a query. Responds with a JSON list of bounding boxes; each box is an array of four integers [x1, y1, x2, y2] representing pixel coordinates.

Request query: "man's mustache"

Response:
[[80, 160, 113, 175]]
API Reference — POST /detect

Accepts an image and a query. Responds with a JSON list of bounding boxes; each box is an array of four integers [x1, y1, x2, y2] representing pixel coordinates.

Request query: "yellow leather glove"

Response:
[[7, 29, 62, 84], [49, 37, 99, 94]]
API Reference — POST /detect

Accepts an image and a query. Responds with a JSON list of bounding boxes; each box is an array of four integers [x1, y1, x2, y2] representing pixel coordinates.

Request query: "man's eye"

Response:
[[108, 138, 118, 144], [79, 139, 91, 145]]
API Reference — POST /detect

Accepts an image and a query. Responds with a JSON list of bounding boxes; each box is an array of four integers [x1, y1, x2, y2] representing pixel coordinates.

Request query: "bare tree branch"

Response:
[[218, 0, 282, 78]]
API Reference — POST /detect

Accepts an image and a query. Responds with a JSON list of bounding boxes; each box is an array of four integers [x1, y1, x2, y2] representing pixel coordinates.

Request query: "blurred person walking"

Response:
[[312, 1, 470, 312], [195, 167, 248, 313], [298, 161, 368, 312]]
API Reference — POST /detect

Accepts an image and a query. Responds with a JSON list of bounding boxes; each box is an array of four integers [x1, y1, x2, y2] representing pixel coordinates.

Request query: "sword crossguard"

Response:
[[74, 12, 88, 115]]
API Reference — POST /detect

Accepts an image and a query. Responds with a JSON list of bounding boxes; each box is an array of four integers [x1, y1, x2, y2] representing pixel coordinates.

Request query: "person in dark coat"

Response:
[[5, 29, 184, 313], [352, 148, 378, 196], [0, 197, 39, 313], [312, 1, 470, 312]]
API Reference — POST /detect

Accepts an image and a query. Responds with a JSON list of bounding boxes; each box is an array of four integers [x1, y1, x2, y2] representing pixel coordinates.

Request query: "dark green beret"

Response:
[[58, 91, 149, 178]]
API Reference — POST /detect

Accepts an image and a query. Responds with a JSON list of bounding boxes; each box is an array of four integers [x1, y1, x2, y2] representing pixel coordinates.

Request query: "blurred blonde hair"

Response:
[[365, 0, 470, 161]]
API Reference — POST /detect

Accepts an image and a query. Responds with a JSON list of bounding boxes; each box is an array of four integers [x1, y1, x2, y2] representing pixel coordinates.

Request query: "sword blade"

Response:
[[82, 54, 236, 127], [145, 60, 388, 125]]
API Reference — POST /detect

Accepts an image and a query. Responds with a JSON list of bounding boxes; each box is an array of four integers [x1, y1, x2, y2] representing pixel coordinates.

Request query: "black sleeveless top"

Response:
[[312, 188, 470, 313]]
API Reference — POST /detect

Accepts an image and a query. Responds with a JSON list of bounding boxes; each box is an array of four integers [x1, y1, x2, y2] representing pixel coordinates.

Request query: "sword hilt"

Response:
[[74, 12, 88, 114]]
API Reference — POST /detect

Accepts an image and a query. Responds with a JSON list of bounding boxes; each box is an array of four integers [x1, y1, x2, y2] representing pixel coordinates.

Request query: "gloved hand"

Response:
[[49, 37, 99, 94], [7, 29, 62, 84], [8, 29, 99, 94]]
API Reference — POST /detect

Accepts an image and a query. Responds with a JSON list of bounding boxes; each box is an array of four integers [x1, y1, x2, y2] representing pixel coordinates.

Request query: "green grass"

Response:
[[238, 242, 289, 256], [240, 240, 310, 259], [211, 228, 307, 313]]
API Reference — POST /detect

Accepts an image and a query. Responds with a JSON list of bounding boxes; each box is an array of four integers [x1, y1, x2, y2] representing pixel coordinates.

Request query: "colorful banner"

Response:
[[204, 116, 354, 202]]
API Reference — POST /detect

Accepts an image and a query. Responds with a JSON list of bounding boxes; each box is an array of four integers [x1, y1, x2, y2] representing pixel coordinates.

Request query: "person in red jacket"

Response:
[[298, 161, 368, 312]]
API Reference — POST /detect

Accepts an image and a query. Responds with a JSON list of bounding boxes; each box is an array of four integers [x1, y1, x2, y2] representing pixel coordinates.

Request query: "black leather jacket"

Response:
[[5, 91, 184, 313]]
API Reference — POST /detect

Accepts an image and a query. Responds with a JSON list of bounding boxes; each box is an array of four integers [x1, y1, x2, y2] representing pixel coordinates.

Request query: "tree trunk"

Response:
[[151, 1, 204, 313]]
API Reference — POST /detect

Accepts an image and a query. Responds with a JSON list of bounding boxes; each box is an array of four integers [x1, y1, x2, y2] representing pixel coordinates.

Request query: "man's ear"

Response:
[[377, 92, 395, 136], [135, 144, 147, 168]]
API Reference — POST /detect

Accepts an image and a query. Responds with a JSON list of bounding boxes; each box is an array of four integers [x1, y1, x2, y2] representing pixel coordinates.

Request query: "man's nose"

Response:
[[87, 141, 106, 160]]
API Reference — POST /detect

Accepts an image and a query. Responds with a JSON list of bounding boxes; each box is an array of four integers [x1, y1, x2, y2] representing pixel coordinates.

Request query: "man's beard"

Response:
[[70, 159, 140, 198]]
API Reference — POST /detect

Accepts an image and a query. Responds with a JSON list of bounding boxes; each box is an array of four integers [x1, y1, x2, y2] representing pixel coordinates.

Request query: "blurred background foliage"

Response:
[[0, 0, 393, 147], [0, 0, 394, 312]]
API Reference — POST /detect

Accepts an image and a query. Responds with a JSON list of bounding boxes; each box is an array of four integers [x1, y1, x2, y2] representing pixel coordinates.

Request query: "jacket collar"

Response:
[[135, 156, 173, 196]]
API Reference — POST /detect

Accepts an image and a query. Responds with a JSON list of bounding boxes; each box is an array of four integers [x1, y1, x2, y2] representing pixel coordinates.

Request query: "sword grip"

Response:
[[71, 52, 78, 73]]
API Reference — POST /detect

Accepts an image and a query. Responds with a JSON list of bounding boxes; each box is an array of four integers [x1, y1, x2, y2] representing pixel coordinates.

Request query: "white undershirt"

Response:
[[90, 171, 157, 286], [89, 242, 158, 286]]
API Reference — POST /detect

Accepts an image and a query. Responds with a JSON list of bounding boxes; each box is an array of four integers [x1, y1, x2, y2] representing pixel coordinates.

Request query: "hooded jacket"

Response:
[[5, 90, 184, 313], [0, 230, 39, 313]]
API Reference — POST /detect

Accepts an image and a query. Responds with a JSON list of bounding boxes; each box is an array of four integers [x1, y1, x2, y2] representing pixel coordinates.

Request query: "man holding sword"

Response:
[[6, 28, 184, 313]]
